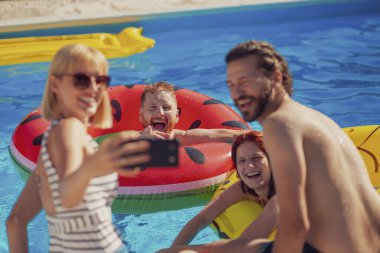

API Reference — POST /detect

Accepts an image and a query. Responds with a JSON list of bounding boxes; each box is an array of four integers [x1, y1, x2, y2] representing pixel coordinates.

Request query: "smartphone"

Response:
[[121, 139, 179, 170]]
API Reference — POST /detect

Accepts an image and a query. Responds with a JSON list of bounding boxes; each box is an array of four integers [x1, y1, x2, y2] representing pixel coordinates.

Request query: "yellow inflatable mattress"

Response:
[[0, 27, 155, 66]]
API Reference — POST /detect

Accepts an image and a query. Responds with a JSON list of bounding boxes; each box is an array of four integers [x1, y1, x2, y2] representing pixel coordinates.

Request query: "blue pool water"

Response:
[[1, 0, 380, 252]]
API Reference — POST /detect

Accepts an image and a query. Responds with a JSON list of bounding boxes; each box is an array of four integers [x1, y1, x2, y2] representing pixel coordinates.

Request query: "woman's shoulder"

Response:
[[56, 117, 84, 127], [51, 118, 86, 133], [49, 117, 87, 143]]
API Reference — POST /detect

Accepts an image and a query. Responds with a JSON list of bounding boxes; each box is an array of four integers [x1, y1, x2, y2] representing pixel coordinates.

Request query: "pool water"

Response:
[[1, 0, 380, 252]]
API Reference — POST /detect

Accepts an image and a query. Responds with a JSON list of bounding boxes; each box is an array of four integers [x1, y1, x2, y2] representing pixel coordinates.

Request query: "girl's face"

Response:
[[236, 140, 271, 192], [51, 62, 108, 124]]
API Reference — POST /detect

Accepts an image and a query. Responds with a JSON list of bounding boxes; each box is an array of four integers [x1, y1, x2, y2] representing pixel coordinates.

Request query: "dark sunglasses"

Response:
[[57, 73, 111, 90]]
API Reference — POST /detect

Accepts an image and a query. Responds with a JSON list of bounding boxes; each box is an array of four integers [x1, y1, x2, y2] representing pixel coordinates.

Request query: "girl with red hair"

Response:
[[169, 130, 278, 247]]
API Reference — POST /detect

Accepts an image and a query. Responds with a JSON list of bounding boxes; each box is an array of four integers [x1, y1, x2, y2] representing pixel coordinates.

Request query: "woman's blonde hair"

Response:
[[41, 44, 112, 129]]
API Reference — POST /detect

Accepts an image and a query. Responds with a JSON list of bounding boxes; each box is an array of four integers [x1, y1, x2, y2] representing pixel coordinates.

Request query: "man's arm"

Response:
[[173, 128, 250, 146], [263, 120, 309, 253]]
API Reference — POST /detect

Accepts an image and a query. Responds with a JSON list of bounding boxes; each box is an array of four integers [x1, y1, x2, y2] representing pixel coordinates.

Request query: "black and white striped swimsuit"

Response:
[[39, 120, 125, 252]]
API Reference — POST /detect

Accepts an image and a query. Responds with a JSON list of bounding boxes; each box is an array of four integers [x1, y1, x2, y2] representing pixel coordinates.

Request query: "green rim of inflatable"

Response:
[[9, 141, 217, 214]]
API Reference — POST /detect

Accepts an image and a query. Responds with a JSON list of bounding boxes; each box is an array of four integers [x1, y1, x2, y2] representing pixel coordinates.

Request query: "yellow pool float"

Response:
[[210, 125, 380, 239], [344, 125, 380, 188], [210, 171, 276, 240], [0, 27, 155, 66]]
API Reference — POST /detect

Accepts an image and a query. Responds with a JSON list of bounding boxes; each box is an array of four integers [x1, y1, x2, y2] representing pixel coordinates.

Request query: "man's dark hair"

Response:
[[226, 40, 293, 95]]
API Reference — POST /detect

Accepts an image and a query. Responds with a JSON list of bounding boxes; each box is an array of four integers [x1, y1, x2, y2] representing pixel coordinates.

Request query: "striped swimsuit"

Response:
[[39, 120, 126, 253]]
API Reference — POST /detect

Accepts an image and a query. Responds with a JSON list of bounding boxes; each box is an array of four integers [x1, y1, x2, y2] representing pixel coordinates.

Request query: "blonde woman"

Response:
[[7, 44, 150, 252]]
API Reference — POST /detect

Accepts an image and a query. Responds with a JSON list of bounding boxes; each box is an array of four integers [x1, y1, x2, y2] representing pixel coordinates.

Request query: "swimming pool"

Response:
[[1, 0, 380, 252]]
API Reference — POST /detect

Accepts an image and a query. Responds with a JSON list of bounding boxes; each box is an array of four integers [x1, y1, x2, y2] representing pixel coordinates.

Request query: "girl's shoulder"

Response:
[[263, 195, 279, 212], [220, 181, 247, 200]]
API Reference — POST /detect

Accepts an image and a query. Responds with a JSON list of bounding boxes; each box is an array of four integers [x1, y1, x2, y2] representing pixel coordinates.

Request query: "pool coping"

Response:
[[0, 0, 346, 33], [0, 0, 377, 39]]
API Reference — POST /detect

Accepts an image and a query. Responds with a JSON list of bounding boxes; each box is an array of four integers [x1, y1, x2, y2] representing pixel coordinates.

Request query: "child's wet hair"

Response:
[[141, 81, 177, 107]]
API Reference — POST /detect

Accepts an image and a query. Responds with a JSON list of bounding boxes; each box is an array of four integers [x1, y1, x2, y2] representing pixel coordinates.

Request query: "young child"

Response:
[[139, 81, 249, 145]]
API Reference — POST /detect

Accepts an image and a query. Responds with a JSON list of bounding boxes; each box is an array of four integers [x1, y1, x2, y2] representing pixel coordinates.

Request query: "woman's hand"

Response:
[[86, 131, 152, 177]]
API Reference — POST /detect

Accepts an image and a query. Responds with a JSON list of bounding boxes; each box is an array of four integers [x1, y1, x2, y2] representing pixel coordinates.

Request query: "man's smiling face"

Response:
[[226, 55, 273, 122]]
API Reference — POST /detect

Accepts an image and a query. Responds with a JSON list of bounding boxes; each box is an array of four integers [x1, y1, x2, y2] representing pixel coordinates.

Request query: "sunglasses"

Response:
[[58, 73, 111, 90]]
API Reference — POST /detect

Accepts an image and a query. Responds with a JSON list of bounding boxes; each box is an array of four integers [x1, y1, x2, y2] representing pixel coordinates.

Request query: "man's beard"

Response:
[[236, 88, 271, 122]]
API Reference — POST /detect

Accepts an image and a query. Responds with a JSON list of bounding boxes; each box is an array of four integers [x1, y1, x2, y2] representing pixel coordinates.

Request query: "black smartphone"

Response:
[[121, 139, 179, 170]]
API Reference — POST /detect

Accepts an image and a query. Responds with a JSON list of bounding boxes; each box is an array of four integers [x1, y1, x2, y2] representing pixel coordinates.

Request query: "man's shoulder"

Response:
[[263, 113, 290, 130], [264, 100, 310, 131], [262, 112, 304, 143]]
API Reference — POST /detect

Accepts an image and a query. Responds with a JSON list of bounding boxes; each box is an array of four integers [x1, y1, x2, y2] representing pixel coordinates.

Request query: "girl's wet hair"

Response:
[[231, 130, 276, 201]]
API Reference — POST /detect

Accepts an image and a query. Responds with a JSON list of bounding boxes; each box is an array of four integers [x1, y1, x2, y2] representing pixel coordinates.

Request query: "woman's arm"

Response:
[[239, 195, 279, 240], [171, 182, 245, 246], [50, 118, 150, 208], [7, 171, 42, 253]]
